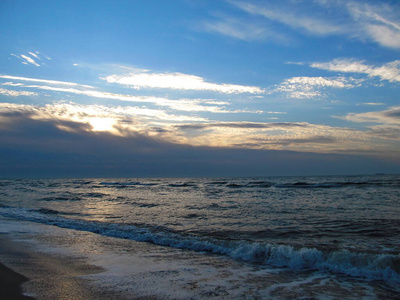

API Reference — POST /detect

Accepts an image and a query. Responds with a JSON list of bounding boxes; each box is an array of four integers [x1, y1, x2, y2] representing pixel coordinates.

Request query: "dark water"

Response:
[[1, 174, 399, 296]]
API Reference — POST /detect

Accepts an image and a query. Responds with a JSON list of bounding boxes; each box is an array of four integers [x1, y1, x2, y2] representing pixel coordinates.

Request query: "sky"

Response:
[[0, 0, 400, 178]]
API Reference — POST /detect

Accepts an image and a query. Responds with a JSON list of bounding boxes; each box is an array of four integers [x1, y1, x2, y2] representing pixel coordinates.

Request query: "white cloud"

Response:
[[361, 103, 385, 106], [1, 102, 398, 155], [220, 0, 400, 49], [230, 1, 342, 36], [28, 52, 40, 60], [267, 111, 287, 114], [173, 120, 381, 153], [0, 75, 94, 88], [0, 102, 208, 136], [152, 98, 260, 113], [341, 106, 400, 125], [346, 1, 400, 49], [2, 74, 262, 114], [366, 24, 400, 49], [10, 52, 52, 66], [103, 70, 264, 94], [20, 55, 40, 67], [1, 82, 25, 87], [18, 84, 252, 113], [310, 59, 400, 82], [275, 76, 359, 99], [340, 106, 400, 142], [201, 14, 289, 44], [0, 88, 38, 97], [202, 16, 267, 41]]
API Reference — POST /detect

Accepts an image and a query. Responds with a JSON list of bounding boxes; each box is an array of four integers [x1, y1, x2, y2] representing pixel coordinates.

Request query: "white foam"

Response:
[[1, 216, 397, 299], [1, 206, 399, 290]]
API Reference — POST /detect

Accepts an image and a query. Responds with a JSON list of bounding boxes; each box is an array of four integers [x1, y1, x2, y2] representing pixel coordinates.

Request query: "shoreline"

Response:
[[0, 223, 132, 300], [1, 216, 399, 299]]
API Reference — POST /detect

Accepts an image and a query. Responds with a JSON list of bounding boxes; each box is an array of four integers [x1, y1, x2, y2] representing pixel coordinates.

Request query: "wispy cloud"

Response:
[[202, 16, 267, 41], [103, 70, 264, 94], [15, 84, 256, 114], [274, 76, 360, 99], [0, 75, 94, 88], [1, 74, 263, 114], [340, 106, 400, 141], [210, 0, 400, 49], [173, 120, 377, 153], [310, 59, 400, 82], [201, 14, 289, 44], [10, 51, 50, 67], [341, 106, 400, 125], [176, 121, 308, 130], [361, 102, 385, 106], [28, 52, 40, 60], [229, 0, 342, 36], [0, 88, 38, 97], [1, 82, 25, 87], [20, 55, 40, 67], [346, 1, 400, 49]]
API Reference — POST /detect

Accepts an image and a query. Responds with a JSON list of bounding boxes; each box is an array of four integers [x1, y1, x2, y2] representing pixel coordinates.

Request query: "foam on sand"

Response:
[[1, 216, 397, 299]]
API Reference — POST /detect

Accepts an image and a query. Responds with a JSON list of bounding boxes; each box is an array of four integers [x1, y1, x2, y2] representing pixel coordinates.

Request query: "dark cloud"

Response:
[[176, 122, 309, 130], [234, 136, 336, 147], [368, 126, 400, 140], [270, 136, 336, 145], [384, 109, 400, 119], [1, 116, 399, 178]]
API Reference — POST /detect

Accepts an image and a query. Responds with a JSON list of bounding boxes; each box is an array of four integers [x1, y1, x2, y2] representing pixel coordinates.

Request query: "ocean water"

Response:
[[0, 174, 399, 299]]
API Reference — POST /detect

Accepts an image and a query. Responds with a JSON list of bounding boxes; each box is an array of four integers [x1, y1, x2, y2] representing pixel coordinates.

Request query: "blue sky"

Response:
[[1, 0, 399, 177]]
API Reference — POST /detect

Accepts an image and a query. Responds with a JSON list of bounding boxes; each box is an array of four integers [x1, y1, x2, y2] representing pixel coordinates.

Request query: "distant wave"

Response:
[[209, 178, 400, 189], [1, 206, 399, 289], [100, 182, 158, 186]]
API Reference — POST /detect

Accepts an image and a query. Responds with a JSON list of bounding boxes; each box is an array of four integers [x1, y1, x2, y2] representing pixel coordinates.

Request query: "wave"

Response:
[[205, 179, 399, 189], [1, 206, 399, 289], [100, 182, 158, 187]]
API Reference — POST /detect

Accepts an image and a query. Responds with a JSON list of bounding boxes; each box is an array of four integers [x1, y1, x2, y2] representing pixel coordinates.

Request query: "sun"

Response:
[[89, 117, 117, 133]]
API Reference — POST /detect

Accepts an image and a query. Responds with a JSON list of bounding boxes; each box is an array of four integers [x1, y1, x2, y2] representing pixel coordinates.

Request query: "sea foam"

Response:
[[1, 206, 399, 289]]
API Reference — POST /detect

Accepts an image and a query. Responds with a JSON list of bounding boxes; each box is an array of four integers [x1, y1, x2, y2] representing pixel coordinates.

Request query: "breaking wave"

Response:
[[1, 206, 399, 289]]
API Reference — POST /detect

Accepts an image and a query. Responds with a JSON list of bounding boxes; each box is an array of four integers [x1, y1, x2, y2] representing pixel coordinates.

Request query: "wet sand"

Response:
[[1, 216, 399, 300], [0, 234, 132, 300]]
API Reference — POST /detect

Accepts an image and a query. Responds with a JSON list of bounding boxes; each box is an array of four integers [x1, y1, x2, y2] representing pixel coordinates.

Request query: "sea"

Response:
[[0, 174, 399, 299]]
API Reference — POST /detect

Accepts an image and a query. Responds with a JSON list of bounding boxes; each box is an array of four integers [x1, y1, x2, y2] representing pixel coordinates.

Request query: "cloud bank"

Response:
[[1, 110, 398, 178], [3, 101, 398, 157]]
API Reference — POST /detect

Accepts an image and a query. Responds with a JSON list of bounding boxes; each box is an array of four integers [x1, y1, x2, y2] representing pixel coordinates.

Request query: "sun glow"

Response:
[[89, 117, 117, 132]]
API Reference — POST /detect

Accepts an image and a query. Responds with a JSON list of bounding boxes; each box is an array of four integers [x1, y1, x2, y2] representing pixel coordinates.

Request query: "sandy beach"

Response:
[[0, 217, 162, 300], [1, 197, 399, 300], [0, 216, 260, 299], [0, 233, 126, 300]]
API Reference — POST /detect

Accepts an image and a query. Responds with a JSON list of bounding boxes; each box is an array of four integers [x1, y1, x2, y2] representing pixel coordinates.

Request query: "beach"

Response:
[[1, 176, 399, 299], [0, 216, 270, 299], [0, 218, 122, 300], [1, 215, 400, 299]]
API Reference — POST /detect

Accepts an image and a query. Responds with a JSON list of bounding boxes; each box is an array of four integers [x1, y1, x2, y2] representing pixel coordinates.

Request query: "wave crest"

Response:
[[1, 206, 399, 289]]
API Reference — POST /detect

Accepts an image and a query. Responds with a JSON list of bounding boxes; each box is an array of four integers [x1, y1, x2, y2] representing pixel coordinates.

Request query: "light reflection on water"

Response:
[[1, 175, 399, 252]]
